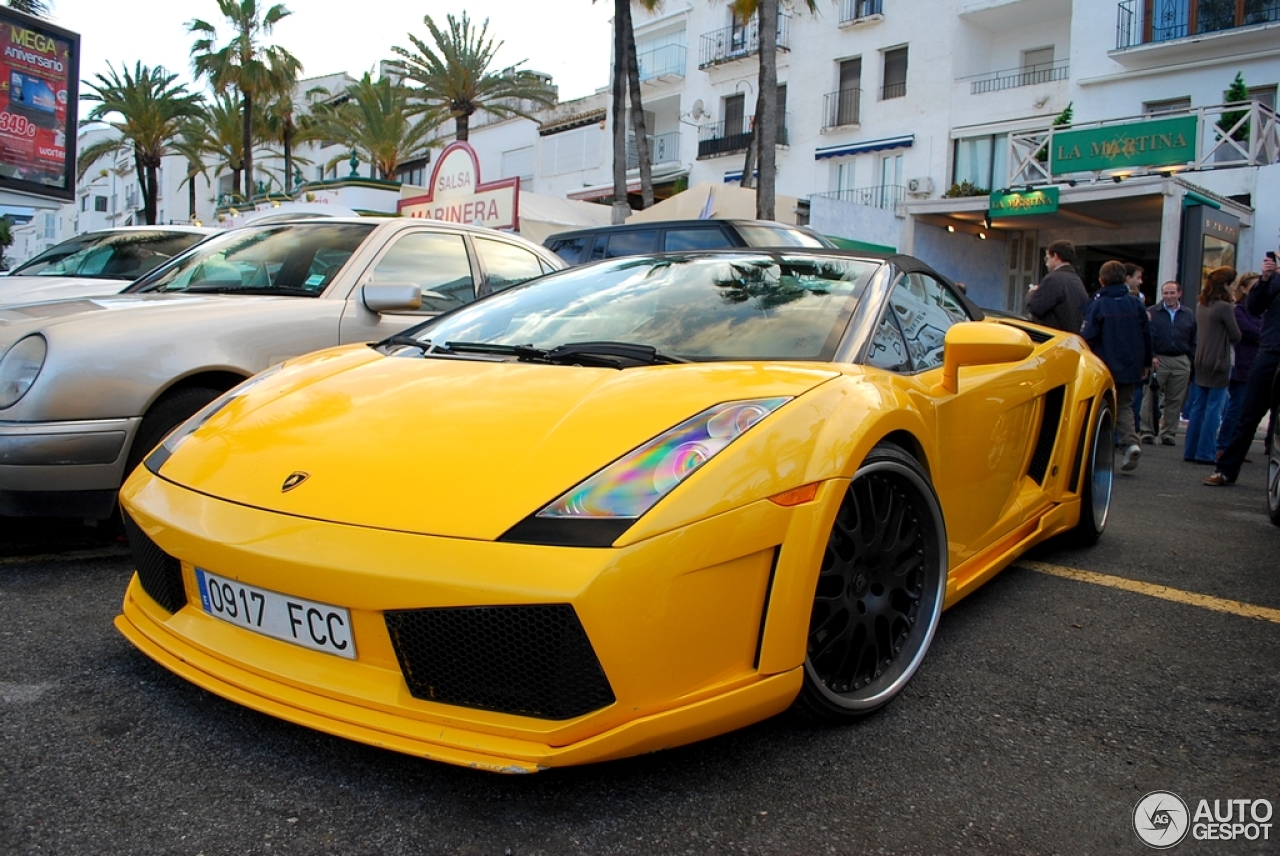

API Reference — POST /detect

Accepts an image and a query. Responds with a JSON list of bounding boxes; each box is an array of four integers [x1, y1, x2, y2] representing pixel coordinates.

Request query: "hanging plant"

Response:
[[1218, 72, 1249, 144], [1035, 102, 1074, 164]]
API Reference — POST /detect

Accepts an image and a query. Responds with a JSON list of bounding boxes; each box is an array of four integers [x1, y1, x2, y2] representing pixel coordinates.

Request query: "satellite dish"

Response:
[[691, 99, 707, 120]]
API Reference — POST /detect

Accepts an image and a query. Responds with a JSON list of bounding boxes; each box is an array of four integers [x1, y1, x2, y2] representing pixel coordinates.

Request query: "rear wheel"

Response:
[[1267, 400, 1279, 527], [792, 442, 947, 723], [1071, 398, 1115, 545], [125, 386, 222, 478]]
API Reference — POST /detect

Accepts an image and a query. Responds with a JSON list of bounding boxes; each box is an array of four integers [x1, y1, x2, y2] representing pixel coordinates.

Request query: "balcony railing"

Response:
[[1117, 0, 1280, 48], [880, 81, 906, 100], [697, 116, 789, 158], [626, 131, 681, 169], [839, 0, 883, 24], [968, 59, 1070, 94], [638, 44, 687, 82], [822, 88, 863, 129], [698, 14, 791, 68], [812, 185, 906, 211]]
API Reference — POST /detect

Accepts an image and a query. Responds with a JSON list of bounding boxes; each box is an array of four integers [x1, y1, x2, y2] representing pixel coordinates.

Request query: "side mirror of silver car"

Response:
[[361, 283, 423, 313]]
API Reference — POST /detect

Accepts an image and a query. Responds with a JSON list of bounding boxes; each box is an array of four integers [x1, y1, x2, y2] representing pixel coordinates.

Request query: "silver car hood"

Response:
[[0, 276, 128, 307], [0, 293, 292, 328]]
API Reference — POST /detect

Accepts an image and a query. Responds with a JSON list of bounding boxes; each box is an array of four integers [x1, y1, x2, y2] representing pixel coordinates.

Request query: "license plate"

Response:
[[195, 569, 356, 659]]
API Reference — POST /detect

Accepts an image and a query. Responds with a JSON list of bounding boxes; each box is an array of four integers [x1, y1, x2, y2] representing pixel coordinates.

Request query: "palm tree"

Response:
[[390, 12, 557, 142], [259, 83, 331, 192], [601, 0, 661, 223], [194, 92, 251, 202], [5, 0, 51, 16], [78, 62, 205, 225], [308, 73, 438, 180], [189, 0, 302, 200], [729, 0, 815, 220], [171, 118, 216, 221]]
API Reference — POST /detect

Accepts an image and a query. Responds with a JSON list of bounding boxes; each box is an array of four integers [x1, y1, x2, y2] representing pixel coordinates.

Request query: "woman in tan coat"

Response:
[[1184, 266, 1241, 464]]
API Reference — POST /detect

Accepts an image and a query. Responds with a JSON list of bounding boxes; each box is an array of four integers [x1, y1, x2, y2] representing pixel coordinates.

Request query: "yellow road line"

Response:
[[1019, 560, 1280, 624], [0, 546, 129, 566]]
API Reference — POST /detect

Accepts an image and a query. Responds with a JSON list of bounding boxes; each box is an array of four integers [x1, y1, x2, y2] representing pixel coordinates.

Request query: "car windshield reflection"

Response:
[[9, 231, 208, 280], [129, 223, 376, 296], [416, 254, 876, 361]]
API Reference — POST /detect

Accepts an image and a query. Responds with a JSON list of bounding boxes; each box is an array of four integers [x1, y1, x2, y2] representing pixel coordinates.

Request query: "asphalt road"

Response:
[[2, 439, 1277, 855]]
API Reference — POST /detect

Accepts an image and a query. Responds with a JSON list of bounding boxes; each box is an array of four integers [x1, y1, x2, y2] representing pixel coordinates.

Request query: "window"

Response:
[[475, 237, 549, 294], [547, 236, 587, 265], [1144, 97, 1191, 115], [501, 146, 535, 184], [1245, 84, 1276, 111], [664, 227, 732, 251], [881, 46, 907, 100], [1021, 46, 1054, 74], [590, 230, 659, 260], [723, 93, 746, 136], [43, 214, 54, 239], [952, 134, 1008, 192], [80, 196, 88, 212], [836, 58, 862, 126], [543, 127, 602, 176], [877, 273, 969, 371], [94, 196, 108, 212], [369, 231, 476, 312]]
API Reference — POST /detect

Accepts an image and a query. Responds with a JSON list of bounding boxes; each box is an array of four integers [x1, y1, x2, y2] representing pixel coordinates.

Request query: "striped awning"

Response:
[[814, 134, 914, 160]]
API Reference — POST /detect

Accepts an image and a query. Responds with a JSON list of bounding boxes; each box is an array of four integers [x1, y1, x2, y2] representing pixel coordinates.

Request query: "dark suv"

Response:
[[544, 219, 835, 265]]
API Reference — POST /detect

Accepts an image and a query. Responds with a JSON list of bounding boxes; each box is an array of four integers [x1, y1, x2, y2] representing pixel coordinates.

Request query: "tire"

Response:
[[1268, 400, 1280, 527], [1070, 398, 1115, 545], [792, 442, 948, 724], [125, 386, 223, 478]]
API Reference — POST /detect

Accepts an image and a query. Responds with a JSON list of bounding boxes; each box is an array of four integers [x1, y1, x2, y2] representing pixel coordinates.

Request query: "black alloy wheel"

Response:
[[793, 442, 947, 723], [1268, 400, 1280, 527]]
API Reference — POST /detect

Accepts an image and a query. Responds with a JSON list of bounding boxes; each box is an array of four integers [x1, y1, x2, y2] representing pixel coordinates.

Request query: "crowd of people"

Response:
[[1025, 239, 1278, 481]]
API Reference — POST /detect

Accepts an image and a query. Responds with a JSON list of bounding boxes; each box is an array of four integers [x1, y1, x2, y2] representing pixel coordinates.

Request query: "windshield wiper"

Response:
[[535, 341, 688, 368], [377, 334, 444, 354], [183, 285, 319, 297]]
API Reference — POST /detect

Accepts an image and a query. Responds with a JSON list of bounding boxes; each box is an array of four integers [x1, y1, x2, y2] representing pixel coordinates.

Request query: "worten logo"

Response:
[[281, 472, 310, 493]]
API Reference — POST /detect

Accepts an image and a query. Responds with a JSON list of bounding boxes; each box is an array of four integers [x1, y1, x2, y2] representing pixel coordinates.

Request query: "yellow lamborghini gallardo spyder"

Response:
[[116, 249, 1115, 772]]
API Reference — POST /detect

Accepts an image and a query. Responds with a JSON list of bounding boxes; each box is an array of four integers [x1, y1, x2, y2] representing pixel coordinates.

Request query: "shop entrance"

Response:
[[1077, 242, 1162, 304]]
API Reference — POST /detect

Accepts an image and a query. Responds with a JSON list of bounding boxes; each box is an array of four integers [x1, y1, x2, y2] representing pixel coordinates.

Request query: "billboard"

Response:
[[0, 7, 77, 202]]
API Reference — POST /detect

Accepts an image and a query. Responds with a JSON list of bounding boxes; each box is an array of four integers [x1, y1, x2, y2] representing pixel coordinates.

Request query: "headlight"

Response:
[[541, 397, 791, 520], [0, 335, 48, 409], [144, 365, 284, 474]]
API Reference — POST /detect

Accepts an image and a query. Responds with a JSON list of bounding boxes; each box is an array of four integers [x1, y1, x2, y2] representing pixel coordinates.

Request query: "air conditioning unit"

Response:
[[906, 177, 934, 196]]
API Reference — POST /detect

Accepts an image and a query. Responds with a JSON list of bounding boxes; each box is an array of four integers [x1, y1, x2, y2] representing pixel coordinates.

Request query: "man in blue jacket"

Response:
[[1206, 249, 1280, 486], [1142, 280, 1196, 446], [1083, 260, 1153, 472]]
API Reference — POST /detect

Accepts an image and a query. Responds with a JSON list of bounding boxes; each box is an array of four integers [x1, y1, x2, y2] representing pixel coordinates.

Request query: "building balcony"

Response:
[[638, 44, 687, 83], [697, 116, 789, 158], [879, 81, 906, 100], [822, 88, 863, 129], [838, 0, 883, 25], [698, 15, 791, 68], [812, 184, 906, 211], [967, 59, 1069, 94], [626, 131, 682, 169], [1116, 0, 1279, 49]]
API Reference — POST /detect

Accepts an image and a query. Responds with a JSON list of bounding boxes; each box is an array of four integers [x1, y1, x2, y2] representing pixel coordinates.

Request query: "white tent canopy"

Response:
[[516, 192, 613, 244], [626, 181, 801, 225]]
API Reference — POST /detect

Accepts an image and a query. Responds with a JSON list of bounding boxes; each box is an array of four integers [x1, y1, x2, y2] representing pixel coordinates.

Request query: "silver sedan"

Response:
[[0, 217, 564, 518]]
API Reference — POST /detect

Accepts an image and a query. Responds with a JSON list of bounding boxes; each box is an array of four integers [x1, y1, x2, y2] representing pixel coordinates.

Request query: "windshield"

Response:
[[736, 224, 832, 249], [9, 231, 207, 279], [129, 222, 375, 296], [413, 253, 877, 361]]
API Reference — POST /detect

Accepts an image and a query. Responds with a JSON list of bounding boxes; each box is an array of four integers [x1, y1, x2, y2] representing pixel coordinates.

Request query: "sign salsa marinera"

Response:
[[398, 141, 518, 230], [0, 7, 78, 202]]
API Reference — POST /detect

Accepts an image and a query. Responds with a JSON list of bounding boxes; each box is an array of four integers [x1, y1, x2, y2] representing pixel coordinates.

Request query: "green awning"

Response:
[[824, 235, 897, 253]]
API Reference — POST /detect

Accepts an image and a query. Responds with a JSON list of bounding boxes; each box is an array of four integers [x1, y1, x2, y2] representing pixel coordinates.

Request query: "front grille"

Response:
[[122, 512, 187, 614], [384, 604, 615, 720], [1027, 385, 1066, 484]]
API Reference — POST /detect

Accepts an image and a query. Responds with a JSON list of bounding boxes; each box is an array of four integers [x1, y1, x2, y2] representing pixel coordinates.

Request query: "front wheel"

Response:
[[792, 442, 947, 723], [1071, 398, 1115, 545]]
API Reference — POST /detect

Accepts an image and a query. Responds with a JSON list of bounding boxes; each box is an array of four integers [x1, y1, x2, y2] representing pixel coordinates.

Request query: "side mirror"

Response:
[[361, 283, 422, 313], [939, 322, 1034, 393]]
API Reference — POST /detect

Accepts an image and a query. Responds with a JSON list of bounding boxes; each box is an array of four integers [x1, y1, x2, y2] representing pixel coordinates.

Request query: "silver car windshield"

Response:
[[417, 254, 876, 361], [130, 223, 376, 296], [9, 231, 207, 279]]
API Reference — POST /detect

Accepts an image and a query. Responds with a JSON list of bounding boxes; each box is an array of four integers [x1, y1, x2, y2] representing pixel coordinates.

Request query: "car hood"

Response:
[[155, 346, 840, 540], [0, 276, 127, 306], [0, 292, 302, 333]]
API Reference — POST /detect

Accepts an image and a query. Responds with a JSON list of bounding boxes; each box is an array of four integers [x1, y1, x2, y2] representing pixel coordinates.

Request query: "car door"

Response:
[[473, 236, 556, 296], [338, 228, 480, 344], [868, 271, 1042, 560]]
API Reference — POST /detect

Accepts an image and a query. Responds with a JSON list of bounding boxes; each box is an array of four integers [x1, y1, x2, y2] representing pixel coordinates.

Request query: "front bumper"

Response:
[[116, 469, 840, 770], [0, 417, 140, 516]]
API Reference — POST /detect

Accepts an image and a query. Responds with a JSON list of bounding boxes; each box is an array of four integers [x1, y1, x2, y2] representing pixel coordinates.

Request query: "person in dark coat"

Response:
[[1216, 272, 1262, 455], [1082, 260, 1153, 472], [1027, 240, 1089, 334], [1142, 280, 1197, 445]]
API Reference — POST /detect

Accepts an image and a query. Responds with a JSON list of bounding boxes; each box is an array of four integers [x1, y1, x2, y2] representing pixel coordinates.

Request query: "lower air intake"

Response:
[[122, 512, 187, 614], [384, 604, 615, 720]]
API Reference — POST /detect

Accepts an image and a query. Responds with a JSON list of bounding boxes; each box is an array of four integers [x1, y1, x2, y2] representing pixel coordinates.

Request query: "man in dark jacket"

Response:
[[1206, 250, 1280, 486], [1083, 260, 1153, 472], [1143, 280, 1196, 445], [1027, 240, 1089, 334]]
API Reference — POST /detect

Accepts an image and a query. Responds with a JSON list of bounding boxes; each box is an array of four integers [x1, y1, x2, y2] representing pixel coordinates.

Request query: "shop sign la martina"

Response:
[[398, 141, 519, 230], [1049, 115, 1198, 176]]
